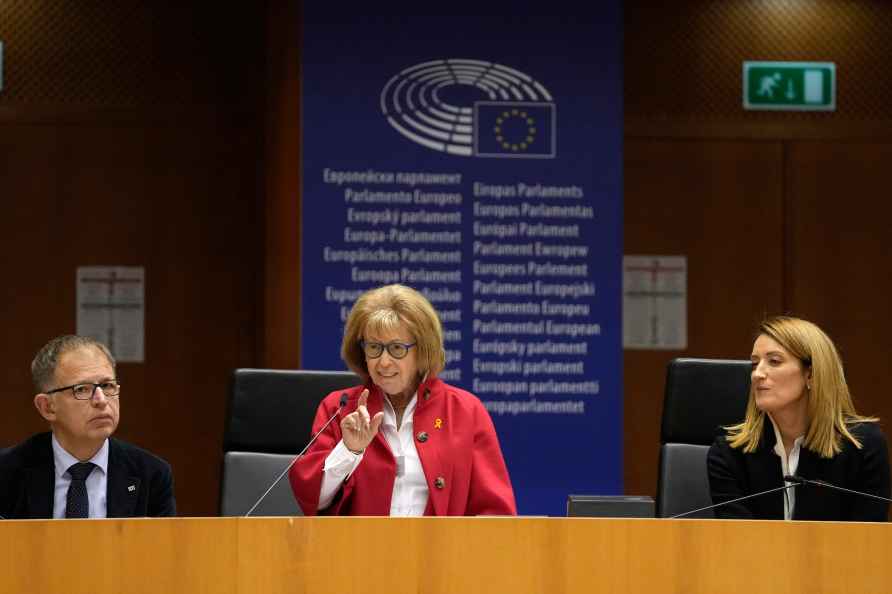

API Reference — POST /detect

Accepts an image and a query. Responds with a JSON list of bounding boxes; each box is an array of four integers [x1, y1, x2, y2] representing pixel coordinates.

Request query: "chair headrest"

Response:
[[223, 368, 359, 453], [661, 358, 750, 444]]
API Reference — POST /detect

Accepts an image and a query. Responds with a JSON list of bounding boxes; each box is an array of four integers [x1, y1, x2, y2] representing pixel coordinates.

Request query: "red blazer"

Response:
[[289, 377, 516, 516]]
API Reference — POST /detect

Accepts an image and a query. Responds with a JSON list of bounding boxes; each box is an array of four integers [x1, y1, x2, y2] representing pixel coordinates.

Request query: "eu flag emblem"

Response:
[[474, 101, 556, 158]]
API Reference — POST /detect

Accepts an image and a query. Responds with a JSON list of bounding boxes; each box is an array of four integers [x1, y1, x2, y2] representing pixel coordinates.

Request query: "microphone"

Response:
[[671, 481, 799, 519], [783, 475, 892, 504], [244, 392, 349, 517]]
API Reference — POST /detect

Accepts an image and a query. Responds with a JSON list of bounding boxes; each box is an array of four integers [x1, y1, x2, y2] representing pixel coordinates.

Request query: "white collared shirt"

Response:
[[769, 417, 804, 521], [319, 392, 430, 516], [52, 434, 109, 519]]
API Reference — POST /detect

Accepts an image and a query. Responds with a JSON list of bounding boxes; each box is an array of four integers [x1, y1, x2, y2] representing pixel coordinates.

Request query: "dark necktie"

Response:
[[65, 462, 96, 518]]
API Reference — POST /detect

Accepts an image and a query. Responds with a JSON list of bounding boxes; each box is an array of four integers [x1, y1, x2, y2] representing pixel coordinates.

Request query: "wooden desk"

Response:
[[1, 517, 888, 594]]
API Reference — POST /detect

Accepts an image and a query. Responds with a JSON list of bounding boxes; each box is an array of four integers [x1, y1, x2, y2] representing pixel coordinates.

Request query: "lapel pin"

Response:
[[434, 418, 443, 429], [128, 485, 136, 492]]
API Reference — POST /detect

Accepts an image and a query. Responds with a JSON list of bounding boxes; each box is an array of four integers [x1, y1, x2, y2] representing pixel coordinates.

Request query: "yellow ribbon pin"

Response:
[[434, 418, 443, 429]]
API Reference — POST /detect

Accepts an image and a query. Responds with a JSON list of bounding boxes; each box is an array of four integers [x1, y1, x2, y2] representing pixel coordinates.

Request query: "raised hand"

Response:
[[340, 389, 384, 453]]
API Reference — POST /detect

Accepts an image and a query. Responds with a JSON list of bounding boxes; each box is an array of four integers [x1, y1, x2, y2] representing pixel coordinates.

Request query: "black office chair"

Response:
[[656, 358, 751, 518], [220, 368, 359, 516]]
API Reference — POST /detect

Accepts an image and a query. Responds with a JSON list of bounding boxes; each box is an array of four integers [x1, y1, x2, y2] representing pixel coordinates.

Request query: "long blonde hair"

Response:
[[726, 316, 877, 458]]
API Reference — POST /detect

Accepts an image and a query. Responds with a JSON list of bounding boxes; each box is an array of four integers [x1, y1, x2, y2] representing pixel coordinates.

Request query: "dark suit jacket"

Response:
[[0, 432, 176, 519], [708, 422, 890, 521]]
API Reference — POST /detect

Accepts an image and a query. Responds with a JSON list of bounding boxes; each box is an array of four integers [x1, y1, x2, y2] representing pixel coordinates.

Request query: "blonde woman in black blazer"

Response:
[[708, 316, 890, 521]]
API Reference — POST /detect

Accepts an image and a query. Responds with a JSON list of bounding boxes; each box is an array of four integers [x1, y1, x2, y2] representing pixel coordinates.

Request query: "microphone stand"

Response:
[[673, 475, 892, 520], [784, 475, 892, 504], [244, 393, 348, 517], [671, 483, 799, 519]]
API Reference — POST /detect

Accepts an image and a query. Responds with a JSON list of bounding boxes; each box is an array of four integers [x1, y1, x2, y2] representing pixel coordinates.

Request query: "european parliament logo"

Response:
[[380, 59, 557, 159], [475, 102, 555, 158]]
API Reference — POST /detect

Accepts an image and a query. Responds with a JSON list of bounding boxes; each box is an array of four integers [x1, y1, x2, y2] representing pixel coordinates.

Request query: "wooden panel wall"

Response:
[[2, 0, 891, 516], [262, 0, 303, 370], [623, 139, 785, 494], [624, 1, 892, 499], [0, 2, 267, 516], [786, 141, 892, 419]]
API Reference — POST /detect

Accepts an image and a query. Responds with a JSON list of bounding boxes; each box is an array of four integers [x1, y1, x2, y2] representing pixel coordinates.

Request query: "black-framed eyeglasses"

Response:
[[46, 381, 121, 400], [360, 340, 416, 360]]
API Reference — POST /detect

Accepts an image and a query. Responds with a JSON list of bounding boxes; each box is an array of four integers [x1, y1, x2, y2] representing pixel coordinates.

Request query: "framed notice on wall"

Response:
[[76, 266, 145, 363]]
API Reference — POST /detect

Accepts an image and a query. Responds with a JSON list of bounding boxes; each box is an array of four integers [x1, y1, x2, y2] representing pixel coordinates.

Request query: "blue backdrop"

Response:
[[300, 5, 623, 516]]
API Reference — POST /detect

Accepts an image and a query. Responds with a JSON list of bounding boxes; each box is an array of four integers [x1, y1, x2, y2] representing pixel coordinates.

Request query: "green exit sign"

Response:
[[743, 61, 836, 111]]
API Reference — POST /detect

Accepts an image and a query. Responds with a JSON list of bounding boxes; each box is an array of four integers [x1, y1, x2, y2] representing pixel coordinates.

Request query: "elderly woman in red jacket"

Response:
[[289, 283, 516, 516]]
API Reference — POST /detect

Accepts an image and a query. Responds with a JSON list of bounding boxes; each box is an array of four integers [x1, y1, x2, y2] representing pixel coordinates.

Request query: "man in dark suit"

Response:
[[0, 335, 175, 519]]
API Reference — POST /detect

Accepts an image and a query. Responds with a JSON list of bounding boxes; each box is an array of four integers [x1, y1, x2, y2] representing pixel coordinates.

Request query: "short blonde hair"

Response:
[[340, 284, 445, 382], [727, 316, 877, 458]]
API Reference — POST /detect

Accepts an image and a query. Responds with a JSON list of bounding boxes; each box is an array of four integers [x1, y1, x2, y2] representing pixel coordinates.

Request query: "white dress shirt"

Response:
[[52, 434, 109, 519], [769, 416, 804, 521], [319, 393, 430, 516]]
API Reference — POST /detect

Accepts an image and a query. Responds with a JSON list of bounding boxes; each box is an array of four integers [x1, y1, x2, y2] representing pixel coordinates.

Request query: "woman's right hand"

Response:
[[340, 389, 384, 453]]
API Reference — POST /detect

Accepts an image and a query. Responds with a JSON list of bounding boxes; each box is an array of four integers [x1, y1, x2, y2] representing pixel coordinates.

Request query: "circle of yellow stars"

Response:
[[494, 109, 537, 152]]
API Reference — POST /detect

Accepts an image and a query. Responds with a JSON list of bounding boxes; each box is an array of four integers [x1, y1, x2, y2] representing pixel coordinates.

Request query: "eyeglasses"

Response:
[[360, 340, 416, 360], [46, 381, 121, 400]]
